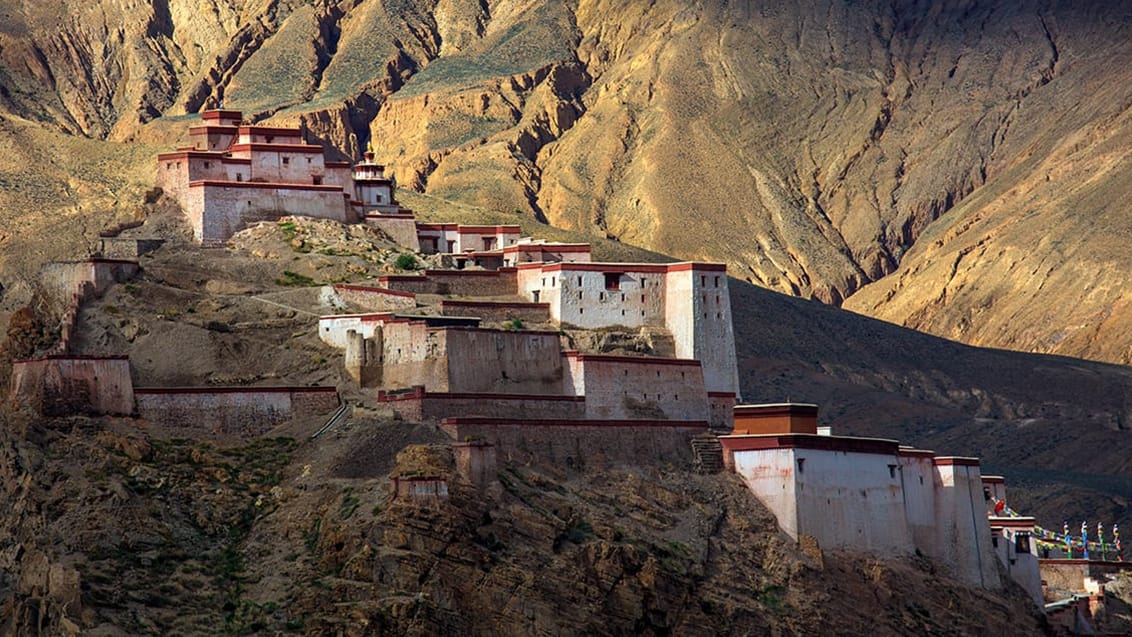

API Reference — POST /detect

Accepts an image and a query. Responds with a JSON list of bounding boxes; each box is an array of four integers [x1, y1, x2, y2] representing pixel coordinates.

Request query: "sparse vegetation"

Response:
[[394, 253, 418, 270], [275, 270, 316, 287]]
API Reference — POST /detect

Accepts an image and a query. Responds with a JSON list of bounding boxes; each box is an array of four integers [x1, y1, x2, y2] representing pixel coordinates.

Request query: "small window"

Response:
[[579, 308, 584, 314], [621, 309, 625, 316], [641, 294, 645, 303], [888, 464, 898, 478], [604, 273, 621, 290], [203, 161, 210, 169], [307, 157, 312, 163], [621, 293, 625, 301], [313, 176, 322, 185], [266, 135, 274, 143], [796, 458, 805, 473], [376, 194, 383, 202], [715, 276, 720, 287], [577, 276, 582, 286], [282, 156, 290, 165], [166, 162, 171, 169], [578, 291, 582, 300], [1015, 532, 1031, 554], [236, 173, 243, 181], [701, 275, 706, 286], [599, 292, 605, 301]]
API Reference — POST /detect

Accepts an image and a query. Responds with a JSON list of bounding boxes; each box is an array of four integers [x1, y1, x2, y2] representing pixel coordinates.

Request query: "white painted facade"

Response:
[[723, 435, 1002, 592], [317, 313, 395, 349], [517, 262, 740, 399]]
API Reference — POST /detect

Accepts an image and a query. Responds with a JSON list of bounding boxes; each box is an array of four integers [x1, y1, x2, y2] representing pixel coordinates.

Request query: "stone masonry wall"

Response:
[[377, 387, 585, 423], [440, 418, 707, 469], [136, 387, 339, 436], [10, 356, 135, 416]]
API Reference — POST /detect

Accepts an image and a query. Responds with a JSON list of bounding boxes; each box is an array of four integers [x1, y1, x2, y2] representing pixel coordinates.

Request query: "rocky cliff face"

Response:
[[0, 411, 1050, 635], [2, 0, 1132, 364]]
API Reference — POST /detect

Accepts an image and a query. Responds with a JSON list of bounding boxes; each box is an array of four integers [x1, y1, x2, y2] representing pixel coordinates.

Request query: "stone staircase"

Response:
[[691, 434, 724, 474]]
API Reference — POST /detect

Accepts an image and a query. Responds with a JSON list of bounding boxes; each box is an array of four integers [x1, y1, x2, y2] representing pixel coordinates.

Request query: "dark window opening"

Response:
[[203, 161, 210, 169], [604, 273, 621, 290], [313, 176, 322, 185], [1015, 533, 1031, 554], [282, 156, 290, 165], [701, 275, 706, 286]]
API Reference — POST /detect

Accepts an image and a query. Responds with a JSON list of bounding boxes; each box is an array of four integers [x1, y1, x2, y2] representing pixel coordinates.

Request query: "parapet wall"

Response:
[[10, 356, 134, 416], [377, 387, 585, 422], [136, 386, 339, 436], [380, 269, 517, 297], [437, 300, 550, 324], [440, 418, 706, 469]]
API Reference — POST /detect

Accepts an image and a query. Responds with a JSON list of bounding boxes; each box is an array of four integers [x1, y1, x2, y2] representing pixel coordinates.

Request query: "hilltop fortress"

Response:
[[11, 109, 1116, 614]]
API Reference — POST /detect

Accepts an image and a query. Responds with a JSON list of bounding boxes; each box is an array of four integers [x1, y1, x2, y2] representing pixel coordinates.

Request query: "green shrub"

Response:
[[394, 253, 418, 270]]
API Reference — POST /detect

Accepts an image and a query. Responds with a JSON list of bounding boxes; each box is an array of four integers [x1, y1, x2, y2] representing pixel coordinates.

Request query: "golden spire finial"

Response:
[[366, 140, 374, 155]]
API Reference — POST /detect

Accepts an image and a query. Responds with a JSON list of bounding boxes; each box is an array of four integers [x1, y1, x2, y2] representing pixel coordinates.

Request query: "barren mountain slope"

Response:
[[2, 0, 1132, 364]]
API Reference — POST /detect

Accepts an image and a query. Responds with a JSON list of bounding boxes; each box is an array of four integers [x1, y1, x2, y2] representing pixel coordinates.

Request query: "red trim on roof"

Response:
[[201, 110, 243, 120], [562, 351, 702, 367], [707, 391, 737, 398], [228, 143, 325, 154], [423, 269, 515, 277], [720, 433, 901, 456], [442, 417, 708, 429], [188, 180, 345, 192], [318, 312, 398, 321], [238, 125, 303, 135], [158, 150, 228, 160], [189, 125, 238, 134], [325, 161, 352, 168], [988, 517, 1037, 529], [982, 475, 1006, 483]]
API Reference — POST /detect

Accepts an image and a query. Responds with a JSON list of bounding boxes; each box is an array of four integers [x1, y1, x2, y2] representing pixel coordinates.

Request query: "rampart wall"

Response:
[[10, 356, 134, 416], [377, 387, 585, 422], [563, 353, 708, 421], [365, 215, 420, 251], [440, 417, 706, 469], [188, 182, 351, 245], [332, 285, 416, 313], [135, 386, 339, 436], [381, 325, 563, 394]]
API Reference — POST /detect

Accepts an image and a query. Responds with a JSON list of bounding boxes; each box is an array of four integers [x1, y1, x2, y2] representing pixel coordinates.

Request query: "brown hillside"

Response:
[[2, 1, 1132, 363]]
